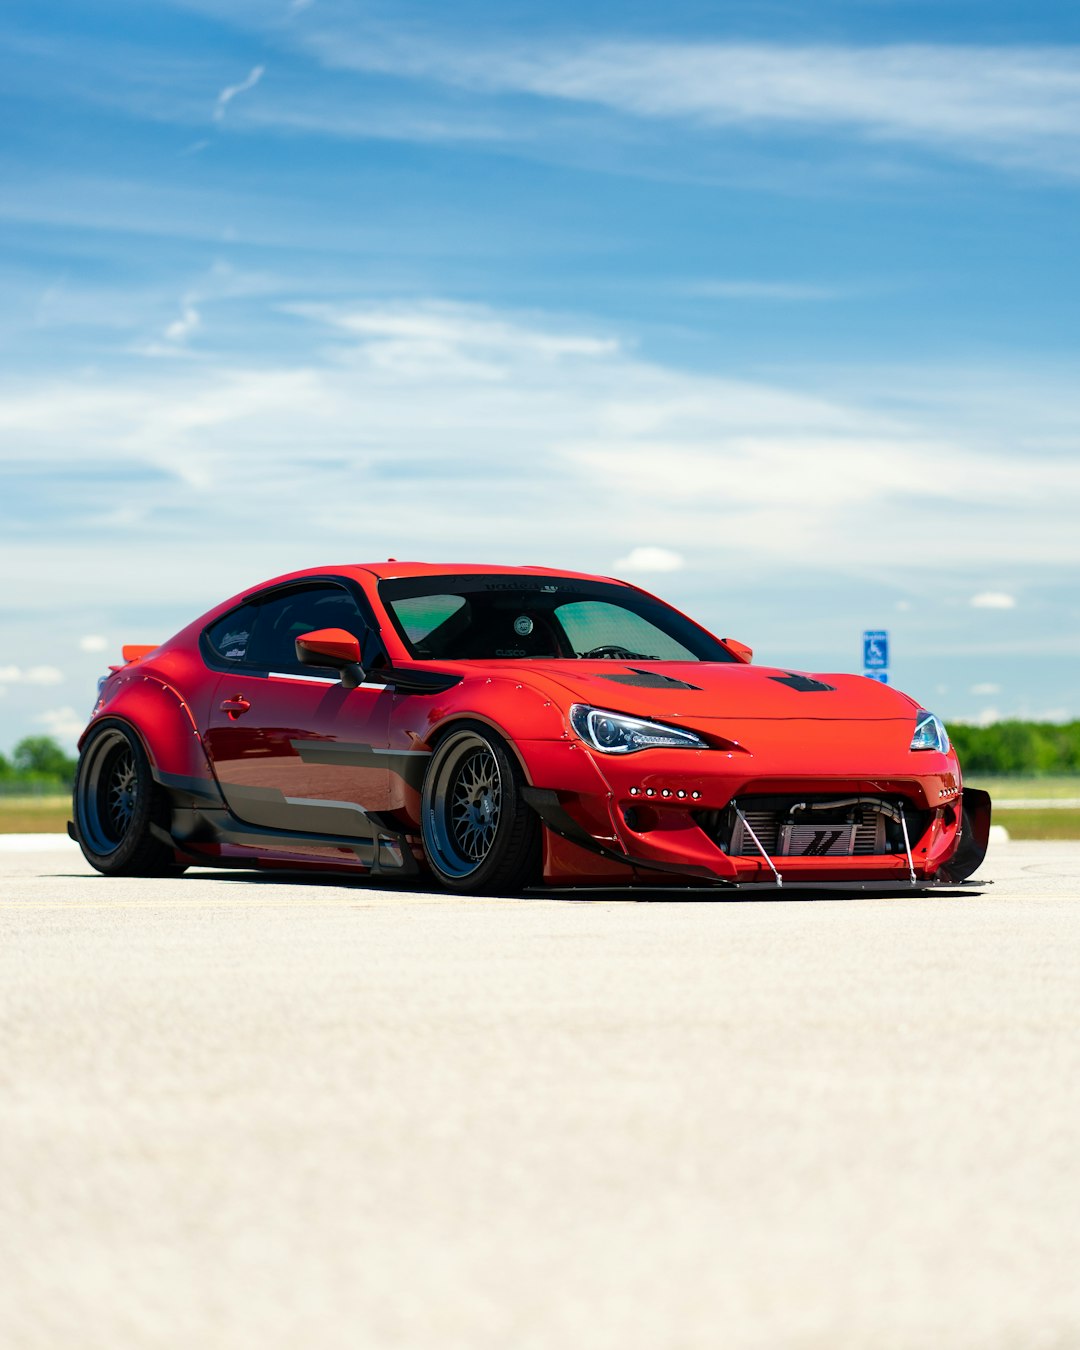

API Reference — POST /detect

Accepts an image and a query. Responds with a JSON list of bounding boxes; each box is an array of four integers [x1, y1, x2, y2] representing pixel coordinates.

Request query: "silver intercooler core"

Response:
[[724, 797, 911, 859]]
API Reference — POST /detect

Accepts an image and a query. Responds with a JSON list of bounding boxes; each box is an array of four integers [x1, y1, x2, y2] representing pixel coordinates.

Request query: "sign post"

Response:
[[862, 630, 889, 684]]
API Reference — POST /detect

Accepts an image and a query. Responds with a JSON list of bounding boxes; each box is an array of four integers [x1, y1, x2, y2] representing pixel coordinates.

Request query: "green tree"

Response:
[[12, 736, 77, 782], [946, 720, 1080, 776]]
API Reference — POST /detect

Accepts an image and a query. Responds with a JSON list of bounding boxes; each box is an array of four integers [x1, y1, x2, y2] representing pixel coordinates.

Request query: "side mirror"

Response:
[[722, 638, 753, 664], [296, 628, 366, 689]]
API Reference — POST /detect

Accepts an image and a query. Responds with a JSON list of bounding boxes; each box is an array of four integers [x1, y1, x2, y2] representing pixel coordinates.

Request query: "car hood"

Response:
[[466, 660, 920, 724]]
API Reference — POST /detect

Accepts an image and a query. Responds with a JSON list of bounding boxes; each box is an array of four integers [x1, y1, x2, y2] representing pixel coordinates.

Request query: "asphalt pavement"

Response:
[[2, 838, 1078, 1350]]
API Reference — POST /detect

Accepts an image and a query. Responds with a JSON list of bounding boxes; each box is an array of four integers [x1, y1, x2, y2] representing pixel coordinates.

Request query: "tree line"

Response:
[[946, 720, 1080, 777], [0, 737, 79, 792], [3, 725, 1080, 790]]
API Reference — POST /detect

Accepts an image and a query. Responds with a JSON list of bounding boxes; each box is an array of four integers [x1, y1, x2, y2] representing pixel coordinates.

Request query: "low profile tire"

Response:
[[421, 723, 540, 894], [73, 720, 187, 877]]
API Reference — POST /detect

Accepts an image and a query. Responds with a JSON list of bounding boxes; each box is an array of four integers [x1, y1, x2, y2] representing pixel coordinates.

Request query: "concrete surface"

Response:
[[1, 838, 1078, 1350]]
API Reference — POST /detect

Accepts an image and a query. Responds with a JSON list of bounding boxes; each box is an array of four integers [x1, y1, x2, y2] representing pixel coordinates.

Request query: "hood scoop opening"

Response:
[[770, 673, 836, 693], [599, 668, 702, 691]]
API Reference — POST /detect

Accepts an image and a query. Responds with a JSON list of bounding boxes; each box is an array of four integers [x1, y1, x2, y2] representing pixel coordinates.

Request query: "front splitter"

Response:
[[526, 876, 992, 897]]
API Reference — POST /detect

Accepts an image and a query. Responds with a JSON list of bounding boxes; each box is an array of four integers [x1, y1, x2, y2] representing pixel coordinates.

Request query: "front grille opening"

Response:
[[695, 794, 931, 859]]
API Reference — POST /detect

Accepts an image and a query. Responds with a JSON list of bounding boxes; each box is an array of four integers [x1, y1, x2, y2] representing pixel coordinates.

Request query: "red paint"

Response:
[[83, 562, 978, 887]]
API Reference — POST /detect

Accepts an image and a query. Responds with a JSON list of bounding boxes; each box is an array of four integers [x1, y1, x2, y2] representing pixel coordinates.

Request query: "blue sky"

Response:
[[1, 0, 1078, 750]]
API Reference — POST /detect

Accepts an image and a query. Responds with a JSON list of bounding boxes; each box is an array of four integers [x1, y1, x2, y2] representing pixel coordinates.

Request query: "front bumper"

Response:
[[517, 734, 974, 887]]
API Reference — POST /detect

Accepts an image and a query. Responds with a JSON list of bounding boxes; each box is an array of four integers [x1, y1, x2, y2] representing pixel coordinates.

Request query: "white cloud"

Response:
[[613, 546, 685, 574], [0, 665, 64, 686], [305, 35, 1080, 176], [971, 682, 1002, 695], [294, 302, 619, 363], [164, 303, 200, 343], [0, 299, 1079, 619], [971, 592, 1017, 609], [35, 706, 86, 745], [214, 65, 265, 122], [79, 635, 108, 653]]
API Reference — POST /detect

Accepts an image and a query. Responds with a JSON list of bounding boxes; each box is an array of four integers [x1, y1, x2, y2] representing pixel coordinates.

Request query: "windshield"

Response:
[[378, 575, 734, 663]]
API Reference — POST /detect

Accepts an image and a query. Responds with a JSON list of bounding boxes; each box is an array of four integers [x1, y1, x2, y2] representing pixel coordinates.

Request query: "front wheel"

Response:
[[73, 720, 187, 876], [421, 724, 540, 894]]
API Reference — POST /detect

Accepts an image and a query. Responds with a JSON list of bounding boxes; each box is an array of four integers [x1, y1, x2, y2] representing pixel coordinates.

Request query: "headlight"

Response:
[[910, 710, 950, 753], [570, 704, 707, 754]]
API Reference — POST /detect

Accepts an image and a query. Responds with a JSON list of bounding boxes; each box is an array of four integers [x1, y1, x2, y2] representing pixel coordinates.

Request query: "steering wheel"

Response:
[[577, 644, 649, 660]]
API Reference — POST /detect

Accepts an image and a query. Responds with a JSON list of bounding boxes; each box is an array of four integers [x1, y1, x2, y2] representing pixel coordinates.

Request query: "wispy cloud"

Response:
[[0, 665, 64, 686], [304, 34, 1080, 175], [970, 592, 1018, 609], [613, 547, 685, 573], [164, 302, 200, 344], [34, 706, 85, 744], [1, 298, 1078, 586], [213, 64, 265, 122]]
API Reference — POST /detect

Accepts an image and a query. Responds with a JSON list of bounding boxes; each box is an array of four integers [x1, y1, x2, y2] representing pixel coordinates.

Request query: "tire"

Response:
[[73, 720, 187, 877], [421, 722, 540, 894], [939, 789, 991, 883]]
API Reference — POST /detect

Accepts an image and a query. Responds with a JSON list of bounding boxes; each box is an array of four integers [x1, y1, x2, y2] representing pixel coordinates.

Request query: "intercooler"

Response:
[[697, 795, 930, 859]]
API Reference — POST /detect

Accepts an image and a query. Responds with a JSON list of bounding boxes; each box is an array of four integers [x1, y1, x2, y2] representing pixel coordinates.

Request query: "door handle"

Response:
[[220, 695, 251, 719]]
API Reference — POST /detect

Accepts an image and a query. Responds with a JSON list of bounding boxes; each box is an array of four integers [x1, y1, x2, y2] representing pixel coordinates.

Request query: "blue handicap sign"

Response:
[[863, 670, 889, 684], [863, 630, 888, 669]]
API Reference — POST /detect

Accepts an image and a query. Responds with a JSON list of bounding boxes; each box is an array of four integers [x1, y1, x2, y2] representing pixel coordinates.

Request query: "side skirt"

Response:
[[155, 771, 420, 878]]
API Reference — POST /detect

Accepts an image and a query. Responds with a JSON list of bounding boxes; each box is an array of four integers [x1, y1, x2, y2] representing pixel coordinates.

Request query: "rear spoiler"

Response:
[[108, 644, 158, 673]]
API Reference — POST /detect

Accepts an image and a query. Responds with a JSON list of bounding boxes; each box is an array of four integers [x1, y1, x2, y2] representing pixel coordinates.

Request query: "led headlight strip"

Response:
[[570, 704, 707, 755]]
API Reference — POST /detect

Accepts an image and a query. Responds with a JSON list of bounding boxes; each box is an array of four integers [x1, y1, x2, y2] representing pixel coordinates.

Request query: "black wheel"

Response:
[[421, 723, 540, 894], [73, 720, 186, 877]]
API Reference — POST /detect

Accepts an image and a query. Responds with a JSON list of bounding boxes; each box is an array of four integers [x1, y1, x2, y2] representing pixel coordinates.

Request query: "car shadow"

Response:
[[50, 867, 988, 904]]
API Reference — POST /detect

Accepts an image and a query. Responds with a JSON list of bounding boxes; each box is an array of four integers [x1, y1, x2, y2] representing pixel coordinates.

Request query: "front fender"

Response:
[[939, 787, 992, 882]]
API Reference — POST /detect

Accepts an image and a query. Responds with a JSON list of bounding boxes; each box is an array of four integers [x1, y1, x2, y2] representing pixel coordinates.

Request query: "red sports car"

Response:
[[71, 562, 990, 893]]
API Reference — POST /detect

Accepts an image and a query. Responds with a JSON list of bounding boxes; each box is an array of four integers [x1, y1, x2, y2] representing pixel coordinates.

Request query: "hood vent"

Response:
[[599, 668, 701, 691], [770, 673, 836, 693]]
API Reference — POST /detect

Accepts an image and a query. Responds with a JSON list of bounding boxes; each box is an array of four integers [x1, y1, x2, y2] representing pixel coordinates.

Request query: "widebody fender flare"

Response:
[[83, 674, 218, 791]]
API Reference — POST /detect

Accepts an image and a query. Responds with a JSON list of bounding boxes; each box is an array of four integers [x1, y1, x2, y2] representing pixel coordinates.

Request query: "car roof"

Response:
[[355, 560, 626, 583], [244, 561, 628, 586], [185, 562, 634, 639]]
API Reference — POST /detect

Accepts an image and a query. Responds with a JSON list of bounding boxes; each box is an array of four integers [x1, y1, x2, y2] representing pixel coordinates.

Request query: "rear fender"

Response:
[[84, 674, 216, 788]]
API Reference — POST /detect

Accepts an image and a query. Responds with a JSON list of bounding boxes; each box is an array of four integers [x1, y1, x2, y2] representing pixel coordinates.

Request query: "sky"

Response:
[[1, 0, 1078, 751]]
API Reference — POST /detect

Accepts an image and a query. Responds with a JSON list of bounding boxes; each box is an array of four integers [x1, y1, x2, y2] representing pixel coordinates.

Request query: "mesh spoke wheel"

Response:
[[73, 720, 186, 877], [421, 724, 539, 893]]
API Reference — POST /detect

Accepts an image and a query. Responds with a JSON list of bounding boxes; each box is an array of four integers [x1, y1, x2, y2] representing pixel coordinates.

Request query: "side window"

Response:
[[204, 603, 259, 666], [248, 585, 370, 675]]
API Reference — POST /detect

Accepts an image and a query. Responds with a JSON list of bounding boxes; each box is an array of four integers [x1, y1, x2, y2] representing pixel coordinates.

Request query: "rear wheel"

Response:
[[73, 720, 186, 876], [421, 724, 540, 894]]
